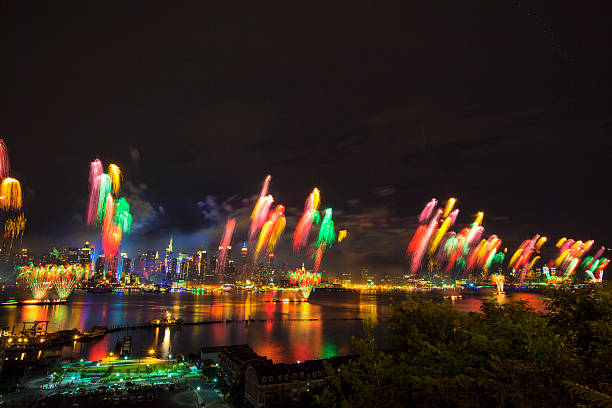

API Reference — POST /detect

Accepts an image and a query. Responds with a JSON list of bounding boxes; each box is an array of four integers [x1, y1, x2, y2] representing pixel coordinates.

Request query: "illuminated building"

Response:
[[143, 250, 157, 278], [16, 248, 33, 267], [177, 253, 191, 281], [59, 247, 80, 264], [205, 254, 217, 284], [95, 254, 105, 276], [40, 249, 60, 265], [79, 242, 92, 267], [121, 256, 132, 278], [132, 254, 145, 277]]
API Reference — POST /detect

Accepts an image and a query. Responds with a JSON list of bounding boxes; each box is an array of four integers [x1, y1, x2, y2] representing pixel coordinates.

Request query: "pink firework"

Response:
[[418, 199, 438, 224], [0, 139, 9, 179], [86, 159, 103, 225], [216, 218, 236, 274], [411, 209, 442, 273]]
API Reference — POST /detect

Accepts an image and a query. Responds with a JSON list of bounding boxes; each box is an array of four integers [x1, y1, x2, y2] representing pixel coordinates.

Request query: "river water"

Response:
[[0, 289, 546, 363]]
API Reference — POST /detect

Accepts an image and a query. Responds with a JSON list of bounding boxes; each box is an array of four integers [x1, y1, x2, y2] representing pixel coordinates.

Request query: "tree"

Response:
[[316, 285, 612, 408]]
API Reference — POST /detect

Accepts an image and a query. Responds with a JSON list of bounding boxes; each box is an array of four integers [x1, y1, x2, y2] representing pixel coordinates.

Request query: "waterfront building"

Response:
[[244, 355, 353, 407], [219, 345, 272, 387]]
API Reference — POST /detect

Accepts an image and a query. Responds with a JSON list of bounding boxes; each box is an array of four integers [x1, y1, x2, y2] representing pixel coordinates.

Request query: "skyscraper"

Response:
[[79, 242, 92, 267]]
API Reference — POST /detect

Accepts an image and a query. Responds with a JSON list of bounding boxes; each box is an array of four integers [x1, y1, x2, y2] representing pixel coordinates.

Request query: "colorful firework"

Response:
[[337, 230, 348, 242], [288, 265, 322, 299], [254, 204, 286, 261], [0, 178, 22, 211], [96, 174, 112, 222], [108, 164, 122, 194], [407, 197, 502, 280], [4, 213, 26, 248], [248, 175, 273, 245], [87, 159, 103, 225], [51, 265, 88, 299], [293, 188, 320, 252], [18, 265, 54, 300], [491, 274, 505, 294], [216, 218, 236, 275]]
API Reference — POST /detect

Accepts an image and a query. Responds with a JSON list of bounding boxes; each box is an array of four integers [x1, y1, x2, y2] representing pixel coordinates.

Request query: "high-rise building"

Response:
[[107, 254, 119, 277], [95, 254, 106, 276], [59, 248, 80, 265], [121, 256, 132, 278], [133, 254, 146, 277], [204, 254, 217, 284], [177, 253, 191, 281], [144, 250, 157, 278], [15, 248, 33, 267], [40, 249, 60, 266], [79, 242, 92, 267], [166, 258, 178, 283]]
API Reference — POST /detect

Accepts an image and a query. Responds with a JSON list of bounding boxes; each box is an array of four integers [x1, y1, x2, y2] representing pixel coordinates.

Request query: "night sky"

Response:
[[2, 1, 610, 277]]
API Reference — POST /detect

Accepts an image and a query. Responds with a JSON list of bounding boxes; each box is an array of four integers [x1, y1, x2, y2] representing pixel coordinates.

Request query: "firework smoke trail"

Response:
[[4, 213, 26, 248], [52, 265, 88, 299], [407, 225, 427, 257], [293, 188, 321, 252], [101, 195, 122, 259], [313, 244, 325, 273], [248, 175, 273, 245], [307, 208, 336, 273], [535, 236, 547, 252], [0, 178, 22, 211], [254, 205, 286, 261], [0, 139, 9, 179], [411, 209, 442, 274], [18, 265, 54, 300], [108, 164, 121, 194], [97, 174, 112, 222], [316, 208, 336, 247], [442, 197, 456, 218], [114, 198, 133, 233], [419, 199, 438, 224], [216, 218, 236, 275], [437, 231, 456, 263], [586, 246, 606, 269], [428, 216, 453, 257], [87, 159, 103, 225]]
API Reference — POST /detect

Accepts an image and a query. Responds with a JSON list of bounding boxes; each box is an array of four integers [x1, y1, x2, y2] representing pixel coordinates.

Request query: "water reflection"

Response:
[[0, 290, 547, 363]]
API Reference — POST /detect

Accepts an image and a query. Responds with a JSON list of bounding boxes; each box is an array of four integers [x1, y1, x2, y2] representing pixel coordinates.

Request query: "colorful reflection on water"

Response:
[[0, 290, 546, 363]]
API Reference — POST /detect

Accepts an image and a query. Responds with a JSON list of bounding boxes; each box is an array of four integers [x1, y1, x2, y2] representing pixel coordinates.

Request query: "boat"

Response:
[[1, 298, 18, 306], [19, 298, 68, 305], [146, 310, 183, 327], [78, 326, 108, 341], [88, 285, 112, 293], [266, 298, 308, 303]]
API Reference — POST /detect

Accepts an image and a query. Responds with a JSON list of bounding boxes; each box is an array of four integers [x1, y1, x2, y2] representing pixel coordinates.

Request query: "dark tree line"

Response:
[[316, 284, 612, 408]]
